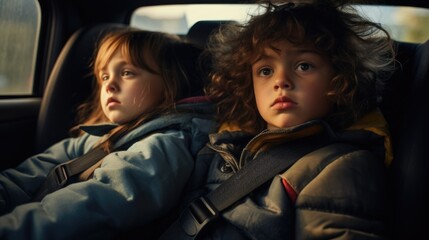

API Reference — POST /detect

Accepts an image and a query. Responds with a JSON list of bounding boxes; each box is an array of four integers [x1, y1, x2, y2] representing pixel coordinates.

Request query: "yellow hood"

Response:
[[218, 108, 393, 166], [346, 109, 393, 166]]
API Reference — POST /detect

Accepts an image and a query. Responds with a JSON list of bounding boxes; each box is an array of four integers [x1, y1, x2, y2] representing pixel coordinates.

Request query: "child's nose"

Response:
[[105, 78, 119, 93], [274, 74, 293, 90]]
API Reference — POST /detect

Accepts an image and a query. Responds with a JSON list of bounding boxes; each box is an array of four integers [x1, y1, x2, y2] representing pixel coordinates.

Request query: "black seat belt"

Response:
[[32, 146, 110, 201], [159, 135, 349, 240], [32, 126, 173, 202]]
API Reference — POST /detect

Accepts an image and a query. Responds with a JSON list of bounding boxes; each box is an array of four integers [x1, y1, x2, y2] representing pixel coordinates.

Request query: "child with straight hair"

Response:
[[0, 29, 215, 239], [165, 0, 395, 239]]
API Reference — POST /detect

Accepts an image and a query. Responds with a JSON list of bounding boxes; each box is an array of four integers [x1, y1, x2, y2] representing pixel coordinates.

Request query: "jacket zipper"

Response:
[[207, 143, 240, 172]]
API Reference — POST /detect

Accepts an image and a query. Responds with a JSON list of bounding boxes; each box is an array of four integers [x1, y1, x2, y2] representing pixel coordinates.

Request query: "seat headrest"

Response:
[[186, 20, 235, 48]]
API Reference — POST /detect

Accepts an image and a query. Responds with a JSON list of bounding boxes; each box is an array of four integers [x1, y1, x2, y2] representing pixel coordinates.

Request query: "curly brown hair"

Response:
[[205, 0, 395, 134]]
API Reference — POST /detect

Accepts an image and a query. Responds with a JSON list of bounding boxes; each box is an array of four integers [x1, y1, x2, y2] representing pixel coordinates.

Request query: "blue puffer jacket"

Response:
[[0, 100, 216, 240]]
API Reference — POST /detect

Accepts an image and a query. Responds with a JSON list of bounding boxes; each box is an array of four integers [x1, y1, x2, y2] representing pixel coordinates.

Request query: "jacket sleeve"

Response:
[[0, 135, 91, 214], [0, 130, 194, 240], [293, 149, 387, 240]]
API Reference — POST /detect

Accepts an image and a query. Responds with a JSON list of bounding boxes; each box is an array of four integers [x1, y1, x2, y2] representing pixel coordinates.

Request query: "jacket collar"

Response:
[[211, 108, 392, 166], [78, 100, 215, 147], [345, 109, 392, 165]]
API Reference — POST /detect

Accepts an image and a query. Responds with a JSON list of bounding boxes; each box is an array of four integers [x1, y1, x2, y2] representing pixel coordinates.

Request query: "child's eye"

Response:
[[122, 70, 134, 77], [101, 74, 109, 81], [258, 67, 273, 77], [296, 63, 313, 72]]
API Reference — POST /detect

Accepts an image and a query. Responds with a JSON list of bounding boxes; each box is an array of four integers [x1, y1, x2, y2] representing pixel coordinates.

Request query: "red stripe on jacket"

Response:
[[281, 178, 297, 204]]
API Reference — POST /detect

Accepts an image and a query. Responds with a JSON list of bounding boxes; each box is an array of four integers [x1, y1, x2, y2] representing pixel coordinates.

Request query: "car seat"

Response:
[[36, 23, 128, 152], [186, 20, 235, 48], [380, 40, 429, 240]]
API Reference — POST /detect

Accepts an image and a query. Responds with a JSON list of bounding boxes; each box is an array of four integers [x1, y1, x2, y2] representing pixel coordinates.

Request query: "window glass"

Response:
[[0, 0, 41, 95], [131, 4, 429, 43], [357, 5, 429, 43], [131, 4, 257, 35]]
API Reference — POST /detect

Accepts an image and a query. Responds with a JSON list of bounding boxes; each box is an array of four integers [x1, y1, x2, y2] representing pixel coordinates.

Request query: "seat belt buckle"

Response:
[[54, 164, 68, 185], [179, 196, 218, 237]]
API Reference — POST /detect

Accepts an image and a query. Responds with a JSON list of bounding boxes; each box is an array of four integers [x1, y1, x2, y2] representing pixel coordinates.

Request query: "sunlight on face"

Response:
[[252, 40, 335, 129], [99, 49, 164, 124]]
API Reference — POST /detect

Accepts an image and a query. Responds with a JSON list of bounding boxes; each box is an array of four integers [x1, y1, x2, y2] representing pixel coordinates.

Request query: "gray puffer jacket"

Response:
[[178, 110, 391, 240]]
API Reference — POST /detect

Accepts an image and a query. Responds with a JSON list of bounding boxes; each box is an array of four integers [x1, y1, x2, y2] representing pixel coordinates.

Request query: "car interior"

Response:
[[1, 0, 428, 239]]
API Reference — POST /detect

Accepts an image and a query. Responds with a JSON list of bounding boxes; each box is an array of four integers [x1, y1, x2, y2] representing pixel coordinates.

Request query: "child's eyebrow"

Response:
[[283, 46, 322, 56], [252, 53, 274, 65], [271, 43, 322, 55], [253, 47, 322, 64]]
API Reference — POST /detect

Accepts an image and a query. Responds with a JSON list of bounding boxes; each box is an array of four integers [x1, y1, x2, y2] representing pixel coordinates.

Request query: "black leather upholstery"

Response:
[[186, 20, 234, 48], [381, 40, 429, 240]]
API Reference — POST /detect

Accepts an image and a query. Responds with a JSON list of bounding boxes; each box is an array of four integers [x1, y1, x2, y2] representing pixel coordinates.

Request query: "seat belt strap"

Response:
[[31, 125, 175, 202], [32, 146, 109, 201], [160, 136, 330, 240], [78, 159, 104, 181]]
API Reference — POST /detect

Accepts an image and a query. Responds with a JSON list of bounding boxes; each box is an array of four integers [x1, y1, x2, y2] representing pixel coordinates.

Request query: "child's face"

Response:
[[99, 49, 164, 124], [252, 40, 335, 130]]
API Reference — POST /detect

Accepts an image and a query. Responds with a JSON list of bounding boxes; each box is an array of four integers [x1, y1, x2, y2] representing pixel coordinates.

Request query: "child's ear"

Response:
[[326, 90, 338, 103]]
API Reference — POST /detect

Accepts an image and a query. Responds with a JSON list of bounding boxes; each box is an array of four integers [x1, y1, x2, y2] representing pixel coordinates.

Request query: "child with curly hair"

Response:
[[164, 0, 396, 239]]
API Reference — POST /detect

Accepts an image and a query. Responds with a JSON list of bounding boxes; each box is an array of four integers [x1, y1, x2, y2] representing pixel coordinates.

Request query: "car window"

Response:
[[0, 0, 41, 96], [130, 4, 429, 43]]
